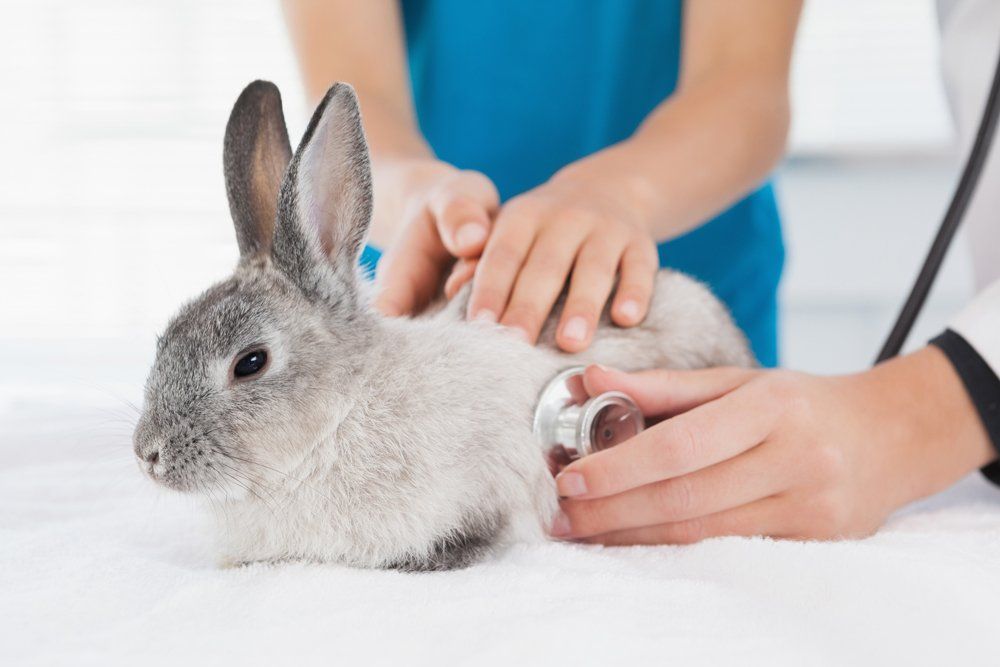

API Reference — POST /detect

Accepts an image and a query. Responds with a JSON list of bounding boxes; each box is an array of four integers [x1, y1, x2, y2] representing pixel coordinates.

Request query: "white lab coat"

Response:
[[938, 0, 1000, 374]]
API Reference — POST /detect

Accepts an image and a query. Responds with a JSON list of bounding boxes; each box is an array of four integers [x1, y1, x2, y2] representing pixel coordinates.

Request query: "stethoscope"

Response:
[[534, 45, 1000, 460]]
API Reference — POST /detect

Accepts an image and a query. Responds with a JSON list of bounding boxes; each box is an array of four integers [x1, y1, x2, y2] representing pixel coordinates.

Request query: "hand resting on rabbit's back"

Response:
[[132, 81, 753, 571]]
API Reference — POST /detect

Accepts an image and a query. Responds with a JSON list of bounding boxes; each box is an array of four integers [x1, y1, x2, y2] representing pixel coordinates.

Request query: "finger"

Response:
[[555, 442, 784, 538], [580, 365, 758, 418], [555, 382, 775, 498], [466, 205, 536, 323], [499, 227, 587, 343], [555, 234, 626, 352], [374, 209, 449, 317], [444, 258, 477, 300], [610, 241, 658, 327], [579, 497, 788, 546], [427, 170, 499, 258]]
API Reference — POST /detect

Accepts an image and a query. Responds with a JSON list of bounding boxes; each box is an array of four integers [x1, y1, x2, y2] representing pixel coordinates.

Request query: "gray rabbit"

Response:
[[132, 81, 753, 570]]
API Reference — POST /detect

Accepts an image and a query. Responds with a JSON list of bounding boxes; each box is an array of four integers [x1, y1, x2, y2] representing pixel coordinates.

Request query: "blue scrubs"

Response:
[[361, 0, 784, 366]]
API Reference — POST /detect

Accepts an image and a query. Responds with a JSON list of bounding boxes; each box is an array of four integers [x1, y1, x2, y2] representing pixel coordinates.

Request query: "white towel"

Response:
[[3, 389, 1000, 667]]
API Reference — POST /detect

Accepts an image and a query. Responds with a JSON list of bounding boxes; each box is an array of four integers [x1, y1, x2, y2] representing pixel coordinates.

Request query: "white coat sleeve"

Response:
[[931, 292, 1000, 482], [951, 280, 1000, 377]]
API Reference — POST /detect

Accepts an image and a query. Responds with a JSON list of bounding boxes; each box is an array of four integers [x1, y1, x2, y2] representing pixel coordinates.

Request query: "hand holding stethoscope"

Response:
[[546, 358, 993, 544]]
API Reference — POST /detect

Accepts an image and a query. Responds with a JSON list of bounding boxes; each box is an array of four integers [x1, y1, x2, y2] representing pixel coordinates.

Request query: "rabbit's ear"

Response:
[[272, 83, 372, 302], [223, 81, 292, 259]]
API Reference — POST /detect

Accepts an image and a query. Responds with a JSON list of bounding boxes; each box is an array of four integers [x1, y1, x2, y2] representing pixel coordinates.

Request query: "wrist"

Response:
[[550, 140, 662, 237], [369, 157, 455, 246], [373, 155, 454, 194], [857, 347, 995, 507]]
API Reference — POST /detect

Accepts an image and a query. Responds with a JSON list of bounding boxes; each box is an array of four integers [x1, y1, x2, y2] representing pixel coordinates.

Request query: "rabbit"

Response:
[[132, 80, 754, 571]]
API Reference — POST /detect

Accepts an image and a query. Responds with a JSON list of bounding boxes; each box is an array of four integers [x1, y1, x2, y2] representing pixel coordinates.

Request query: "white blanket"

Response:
[[4, 388, 1000, 667]]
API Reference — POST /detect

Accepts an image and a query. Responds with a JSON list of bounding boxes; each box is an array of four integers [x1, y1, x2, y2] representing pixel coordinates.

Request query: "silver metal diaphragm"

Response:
[[533, 365, 644, 460]]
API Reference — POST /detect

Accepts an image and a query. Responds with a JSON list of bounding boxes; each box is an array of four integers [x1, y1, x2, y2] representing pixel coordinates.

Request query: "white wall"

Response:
[[783, 1, 973, 372], [791, 0, 953, 154]]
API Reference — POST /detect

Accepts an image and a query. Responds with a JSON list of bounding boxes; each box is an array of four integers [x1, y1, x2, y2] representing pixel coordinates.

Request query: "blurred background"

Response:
[[0, 0, 973, 414]]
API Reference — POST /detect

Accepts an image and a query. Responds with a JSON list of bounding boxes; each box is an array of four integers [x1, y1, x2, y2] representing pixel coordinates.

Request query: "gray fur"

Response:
[[388, 513, 506, 572], [133, 81, 754, 571], [273, 83, 373, 307]]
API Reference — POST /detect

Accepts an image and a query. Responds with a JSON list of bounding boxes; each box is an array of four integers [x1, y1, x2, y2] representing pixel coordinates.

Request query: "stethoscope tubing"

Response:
[[876, 40, 1000, 364]]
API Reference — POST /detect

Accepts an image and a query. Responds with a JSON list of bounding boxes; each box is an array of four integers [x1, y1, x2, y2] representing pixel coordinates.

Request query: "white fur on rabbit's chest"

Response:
[[210, 324, 564, 568], [210, 422, 558, 569]]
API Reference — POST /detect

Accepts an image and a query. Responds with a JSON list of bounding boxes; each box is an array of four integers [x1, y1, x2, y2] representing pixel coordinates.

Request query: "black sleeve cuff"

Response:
[[930, 329, 1000, 485]]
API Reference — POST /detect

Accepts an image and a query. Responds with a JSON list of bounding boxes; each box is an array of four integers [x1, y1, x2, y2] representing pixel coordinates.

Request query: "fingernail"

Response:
[[454, 222, 487, 250], [556, 471, 587, 498], [562, 316, 588, 342], [473, 309, 497, 323], [550, 510, 572, 537], [618, 299, 641, 323]]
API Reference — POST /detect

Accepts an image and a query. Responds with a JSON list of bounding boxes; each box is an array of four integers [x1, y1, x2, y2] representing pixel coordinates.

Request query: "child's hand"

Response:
[[462, 168, 659, 353], [374, 160, 499, 317]]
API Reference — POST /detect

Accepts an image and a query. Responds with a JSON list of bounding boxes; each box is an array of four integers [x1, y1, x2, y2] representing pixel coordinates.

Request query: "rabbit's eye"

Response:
[[233, 349, 268, 380]]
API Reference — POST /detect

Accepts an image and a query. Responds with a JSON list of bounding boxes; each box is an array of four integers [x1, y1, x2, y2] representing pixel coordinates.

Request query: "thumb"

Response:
[[374, 210, 450, 317], [427, 170, 499, 258], [581, 365, 756, 418]]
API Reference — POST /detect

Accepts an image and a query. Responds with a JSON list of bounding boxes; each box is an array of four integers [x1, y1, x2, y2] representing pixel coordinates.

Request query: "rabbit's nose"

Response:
[[133, 431, 162, 466], [135, 440, 164, 480]]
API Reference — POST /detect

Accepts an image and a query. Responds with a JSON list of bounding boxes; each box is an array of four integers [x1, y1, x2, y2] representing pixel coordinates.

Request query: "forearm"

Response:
[[281, 0, 426, 160], [860, 346, 996, 508], [552, 0, 798, 242], [554, 72, 790, 241], [282, 0, 436, 245]]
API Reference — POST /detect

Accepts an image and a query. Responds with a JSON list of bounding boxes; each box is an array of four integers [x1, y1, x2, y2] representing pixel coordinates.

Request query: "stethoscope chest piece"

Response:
[[533, 365, 644, 461]]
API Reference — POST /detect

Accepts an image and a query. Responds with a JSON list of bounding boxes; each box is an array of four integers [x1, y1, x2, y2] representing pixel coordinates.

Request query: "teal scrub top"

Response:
[[361, 0, 784, 366]]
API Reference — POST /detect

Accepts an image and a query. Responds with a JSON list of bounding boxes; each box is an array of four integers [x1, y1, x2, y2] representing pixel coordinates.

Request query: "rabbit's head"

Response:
[[133, 81, 375, 494]]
